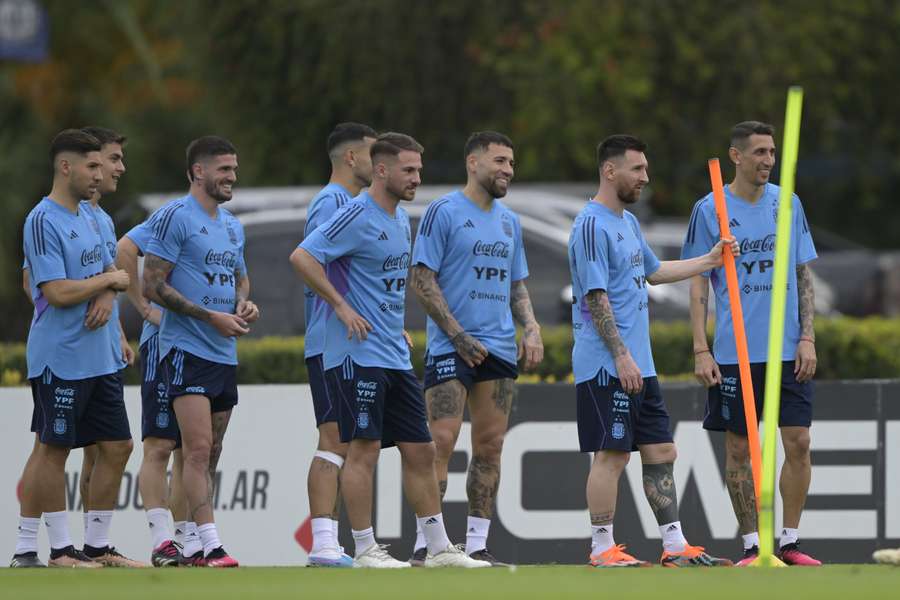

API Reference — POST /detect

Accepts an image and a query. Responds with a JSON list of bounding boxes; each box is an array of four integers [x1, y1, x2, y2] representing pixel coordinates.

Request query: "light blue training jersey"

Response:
[[412, 190, 529, 365], [124, 215, 163, 348], [23, 197, 117, 379], [681, 183, 817, 364], [300, 192, 412, 371], [568, 201, 661, 383]]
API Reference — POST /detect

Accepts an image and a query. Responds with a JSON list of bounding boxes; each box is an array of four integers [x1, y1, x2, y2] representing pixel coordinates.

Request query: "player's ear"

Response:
[[601, 159, 616, 181], [728, 145, 741, 166]]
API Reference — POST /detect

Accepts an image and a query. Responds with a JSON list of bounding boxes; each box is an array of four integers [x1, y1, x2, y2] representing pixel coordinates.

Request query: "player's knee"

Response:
[[101, 439, 134, 466], [183, 440, 212, 469], [404, 442, 437, 471], [725, 433, 751, 461], [594, 450, 630, 473], [472, 432, 504, 464], [429, 424, 460, 456], [317, 426, 347, 456], [142, 439, 174, 465], [783, 429, 811, 460]]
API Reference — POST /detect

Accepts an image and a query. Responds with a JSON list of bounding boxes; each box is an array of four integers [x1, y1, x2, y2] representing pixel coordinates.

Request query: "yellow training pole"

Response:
[[751, 86, 804, 568]]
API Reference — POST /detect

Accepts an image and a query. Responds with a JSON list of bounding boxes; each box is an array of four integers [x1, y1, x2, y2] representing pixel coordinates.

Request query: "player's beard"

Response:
[[616, 181, 641, 205], [205, 177, 233, 204], [386, 176, 416, 202], [480, 173, 508, 199], [71, 178, 97, 201]]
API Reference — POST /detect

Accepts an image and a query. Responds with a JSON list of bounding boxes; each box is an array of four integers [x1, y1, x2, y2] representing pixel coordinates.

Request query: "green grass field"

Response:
[[1, 565, 898, 600]]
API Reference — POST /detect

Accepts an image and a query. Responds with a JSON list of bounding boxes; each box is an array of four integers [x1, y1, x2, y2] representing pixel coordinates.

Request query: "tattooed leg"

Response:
[[466, 379, 515, 518], [641, 462, 680, 525], [725, 432, 758, 534], [426, 380, 466, 501], [307, 422, 347, 519]]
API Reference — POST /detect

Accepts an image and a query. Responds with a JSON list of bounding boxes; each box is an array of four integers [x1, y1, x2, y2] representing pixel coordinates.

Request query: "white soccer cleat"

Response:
[[425, 544, 491, 568], [873, 548, 900, 565], [352, 544, 411, 569]]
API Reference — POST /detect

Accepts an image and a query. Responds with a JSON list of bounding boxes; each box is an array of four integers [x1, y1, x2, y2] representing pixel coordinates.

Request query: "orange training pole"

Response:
[[707, 158, 762, 508]]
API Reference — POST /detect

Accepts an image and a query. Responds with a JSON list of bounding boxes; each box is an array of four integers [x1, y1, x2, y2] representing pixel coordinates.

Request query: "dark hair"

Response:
[[81, 126, 126, 148], [50, 129, 101, 163], [730, 121, 776, 149], [186, 136, 237, 181], [596, 134, 647, 167], [464, 131, 513, 159], [370, 132, 424, 162], [327, 122, 378, 156]]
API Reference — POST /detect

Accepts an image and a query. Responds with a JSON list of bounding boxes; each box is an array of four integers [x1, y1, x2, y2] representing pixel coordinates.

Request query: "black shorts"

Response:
[[30, 368, 131, 448], [163, 348, 238, 413], [307, 354, 337, 427], [705, 361, 813, 434], [423, 350, 518, 391], [327, 359, 431, 448], [576, 369, 672, 453], [141, 337, 180, 445]]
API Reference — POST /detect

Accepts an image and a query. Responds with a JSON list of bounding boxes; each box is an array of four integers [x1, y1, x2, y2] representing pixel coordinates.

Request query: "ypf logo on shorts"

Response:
[[435, 357, 457, 378]]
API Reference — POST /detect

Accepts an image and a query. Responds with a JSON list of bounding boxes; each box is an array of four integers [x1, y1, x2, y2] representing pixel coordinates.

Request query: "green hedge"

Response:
[[2, 317, 899, 386]]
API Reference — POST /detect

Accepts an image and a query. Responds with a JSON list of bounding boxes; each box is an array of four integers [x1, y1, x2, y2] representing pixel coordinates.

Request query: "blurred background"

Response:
[[2, 0, 899, 341]]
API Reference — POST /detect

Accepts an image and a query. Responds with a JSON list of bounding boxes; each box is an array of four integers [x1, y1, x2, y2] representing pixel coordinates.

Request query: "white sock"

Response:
[[591, 524, 614, 554], [311, 517, 336, 553], [418, 513, 452, 556], [85, 510, 114, 549], [174, 521, 187, 546], [352, 527, 376, 556], [182, 522, 202, 556], [15, 516, 40, 555], [659, 521, 687, 553], [413, 519, 426, 551], [147, 508, 173, 549], [742, 532, 760, 550], [780, 527, 799, 547], [465, 516, 490, 555], [198, 522, 222, 556], [44, 510, 73, 550]]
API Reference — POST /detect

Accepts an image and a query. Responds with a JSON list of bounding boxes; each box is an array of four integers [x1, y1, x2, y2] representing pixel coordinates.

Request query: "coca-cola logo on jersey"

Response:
[[740, 234, 776, 254], [205, 249, 237, 269], [382, 252, 410, 272], [472, 241, 510, 258], [80, 245, 103, 266]]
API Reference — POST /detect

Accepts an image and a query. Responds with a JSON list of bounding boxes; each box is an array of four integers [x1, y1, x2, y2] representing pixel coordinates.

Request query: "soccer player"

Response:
[[569, 134, 735, 568], [143, 136, 259, 568], [409, 131, 543, 565], [300, 122, 377, 567], [12, 130, 130, 568], [682, 121, 820, 566], [291, 132, 488, 568]]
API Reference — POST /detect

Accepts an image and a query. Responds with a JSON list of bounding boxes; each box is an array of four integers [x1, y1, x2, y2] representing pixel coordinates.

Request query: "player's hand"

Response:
[[84, 290, 115, 330], [451, 331, 488, 368], [694, 350, 722, 387], [517, 324, 544, 371], [708, 237, 740, 267], [614, 352, 643, 395], [403, 329, 414, 350], [794, 339, 817, 383], [335, 302, 372, 341], [121, 338, 135, 366], [236, 299, 260, 323], [209, 311, 250, 337], [105, 270, 130, 292]]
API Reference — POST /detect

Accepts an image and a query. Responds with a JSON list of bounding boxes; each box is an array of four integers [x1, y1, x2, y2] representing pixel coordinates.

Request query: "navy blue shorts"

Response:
[[576, 369, 672, 453], [141, 337, 180, 445], [423, 350, 518, 391], [705, 361, 813, 434], [327, 359, 431, 447], [307, 354, 337, 427], [30, 368, 131, 448], [163, 348, 238, 414]]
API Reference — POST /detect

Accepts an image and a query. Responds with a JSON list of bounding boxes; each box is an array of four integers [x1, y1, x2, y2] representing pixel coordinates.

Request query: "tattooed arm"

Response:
[[143, 253, 249, 337], [794, 263, 817, 382], [510, 279, 543, 370], [689, 275, 721, 387], [410, 264, 487, 367], [585, 289, 642, 394]]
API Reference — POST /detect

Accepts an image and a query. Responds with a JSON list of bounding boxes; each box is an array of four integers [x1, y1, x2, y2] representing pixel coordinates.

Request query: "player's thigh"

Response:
[[425, 379, 466, 449], [317, 421, 347, 455], [173, 394, 213, 450], [468, 378, 515, 438], [82, 444, 99, 467]]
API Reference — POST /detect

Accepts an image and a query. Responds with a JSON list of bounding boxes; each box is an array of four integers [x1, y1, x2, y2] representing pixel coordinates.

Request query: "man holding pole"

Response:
[[682, 121, 820, 566]]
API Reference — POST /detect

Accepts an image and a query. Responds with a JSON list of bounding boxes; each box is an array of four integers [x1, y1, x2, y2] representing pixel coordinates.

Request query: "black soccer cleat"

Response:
[[151, 540, 183, 567], [408, 547, 427, 567], [10, 552, 46, 568], [468, 548, 510, 567]]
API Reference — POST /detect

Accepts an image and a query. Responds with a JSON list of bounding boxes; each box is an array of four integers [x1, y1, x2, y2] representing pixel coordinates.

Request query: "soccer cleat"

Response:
[[873, 548, 900, 565], [179, 550, 205, 567], [9, 552, 46, 568], [48, 545, 104, 568], [353, 544, 410, 569], [84, 545, 150, 568], [468, 548, 510, 567], [736, 545, 759, 567], [203, 547, 239, 568], [151, 540, 183, 567], [590, 544, 651, 568], [425, 544, 491, 568], [778, 543, 821, 566], [408, 546, 427, 567], [307, 546, 353, 568], [661, 544, 733, 567]]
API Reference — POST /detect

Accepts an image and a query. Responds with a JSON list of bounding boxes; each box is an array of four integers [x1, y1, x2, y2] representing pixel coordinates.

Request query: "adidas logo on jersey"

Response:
[[378, 231, 389, 241], [464, 219, 475, 228], [69, 230, 79, 239], [729, 218, 741, 228], [200, 226, 208, 234], [617, 232, 625, 242]]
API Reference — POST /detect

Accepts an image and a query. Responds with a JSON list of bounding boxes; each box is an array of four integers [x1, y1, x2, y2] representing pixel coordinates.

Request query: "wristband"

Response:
[[694, 349, 711, 355], [799, 336, 815, 344]]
